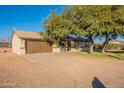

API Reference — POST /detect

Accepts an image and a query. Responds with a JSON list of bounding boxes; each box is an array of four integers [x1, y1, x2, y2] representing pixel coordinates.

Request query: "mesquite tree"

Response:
[[43, 6, 124, 53], [62, 6, 107, 53], [44, 11, 82, 50], [62, 5, 124, 53], [99, 5, 124, 52]]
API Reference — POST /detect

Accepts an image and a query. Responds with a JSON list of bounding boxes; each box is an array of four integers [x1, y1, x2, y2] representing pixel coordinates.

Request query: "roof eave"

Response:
[[19, 37, 44, 40]]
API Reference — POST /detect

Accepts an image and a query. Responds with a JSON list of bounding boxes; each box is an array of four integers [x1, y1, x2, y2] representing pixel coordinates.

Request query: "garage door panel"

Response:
[[26, 40, 52, 54]]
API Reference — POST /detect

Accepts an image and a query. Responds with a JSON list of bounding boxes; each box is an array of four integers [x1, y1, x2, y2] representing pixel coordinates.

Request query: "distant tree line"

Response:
[[43, 5, 124, 53], [0, 36, 11, 48]]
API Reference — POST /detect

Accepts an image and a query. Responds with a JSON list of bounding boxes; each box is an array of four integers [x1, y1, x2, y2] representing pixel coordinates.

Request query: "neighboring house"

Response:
[[109, 40, 124, 45], [12, 29, 90, 55], [108, 40, 124, 50], [58, 35, 90, 52]]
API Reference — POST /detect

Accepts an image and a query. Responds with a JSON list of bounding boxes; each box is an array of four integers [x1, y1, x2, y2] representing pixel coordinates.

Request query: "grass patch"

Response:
[[71, 52, 124, 61]]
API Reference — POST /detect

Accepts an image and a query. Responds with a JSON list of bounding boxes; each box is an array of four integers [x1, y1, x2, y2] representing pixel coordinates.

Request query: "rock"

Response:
[[3, 50, 7, 53]]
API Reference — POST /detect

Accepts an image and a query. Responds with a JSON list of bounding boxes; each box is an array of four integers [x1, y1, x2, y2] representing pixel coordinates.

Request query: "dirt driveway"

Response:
[[0, 52, 124, 88]]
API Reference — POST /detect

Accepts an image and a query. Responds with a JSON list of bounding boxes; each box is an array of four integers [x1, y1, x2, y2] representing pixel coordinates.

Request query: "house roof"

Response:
[[110, 40, 124, 44], [65, 35, 90, 42], [13, 30, 43, 40]]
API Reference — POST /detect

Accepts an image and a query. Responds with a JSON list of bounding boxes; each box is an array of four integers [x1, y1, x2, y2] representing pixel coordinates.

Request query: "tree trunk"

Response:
[[77, 36, 80, 48], [101, 33, 110, 53], [89, 43, 94, 53], [101, 41, 108, 53], [67, 40, 70, 51], [66, 39, 71, 51], [89, 35, 94, 53]]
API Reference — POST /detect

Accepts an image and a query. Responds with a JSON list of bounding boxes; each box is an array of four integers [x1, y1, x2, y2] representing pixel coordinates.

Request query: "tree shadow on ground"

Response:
[[107, 54, 121, 60], [92, 77, 106, 88], [105, 50, 124, 54]]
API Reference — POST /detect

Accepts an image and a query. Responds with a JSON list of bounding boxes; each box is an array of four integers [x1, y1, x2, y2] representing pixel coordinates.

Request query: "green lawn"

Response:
[[72, 51, 124, 61]]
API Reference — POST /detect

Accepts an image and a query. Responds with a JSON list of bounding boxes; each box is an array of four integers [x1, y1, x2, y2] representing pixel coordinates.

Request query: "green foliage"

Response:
[[44, 11, 81, 44], [43, 6, 124, 52], [99, 6, 124, 38]]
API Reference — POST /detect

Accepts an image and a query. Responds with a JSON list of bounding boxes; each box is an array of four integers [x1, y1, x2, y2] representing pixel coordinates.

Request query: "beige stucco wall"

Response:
[[70, 48, 82, 52], [12, 33, 26, 55], [52, 43, 61, 53], [20, 39, 26, 55], [52, 47, 61, 53]]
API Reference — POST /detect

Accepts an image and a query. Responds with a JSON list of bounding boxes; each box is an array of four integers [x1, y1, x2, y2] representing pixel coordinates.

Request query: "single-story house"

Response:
[[106, 40, 124, 50], [12, 29, 90, 55], [12, 29, 53, 55]]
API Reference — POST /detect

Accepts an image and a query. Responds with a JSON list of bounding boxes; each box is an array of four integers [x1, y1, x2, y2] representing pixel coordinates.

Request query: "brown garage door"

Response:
[[26, 40, 52, 54]]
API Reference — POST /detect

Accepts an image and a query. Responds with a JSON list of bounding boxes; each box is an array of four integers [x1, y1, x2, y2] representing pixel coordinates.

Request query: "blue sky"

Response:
[[0, 5, 64, 39], [0, 5, 123, 42]]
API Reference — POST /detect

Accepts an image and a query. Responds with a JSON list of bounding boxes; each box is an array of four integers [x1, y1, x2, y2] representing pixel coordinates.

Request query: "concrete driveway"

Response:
[[24, 52, 74, 62]]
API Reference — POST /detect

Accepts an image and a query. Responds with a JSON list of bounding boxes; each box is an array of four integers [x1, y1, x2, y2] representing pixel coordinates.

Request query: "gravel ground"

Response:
[[0, 52, 124, 88]]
